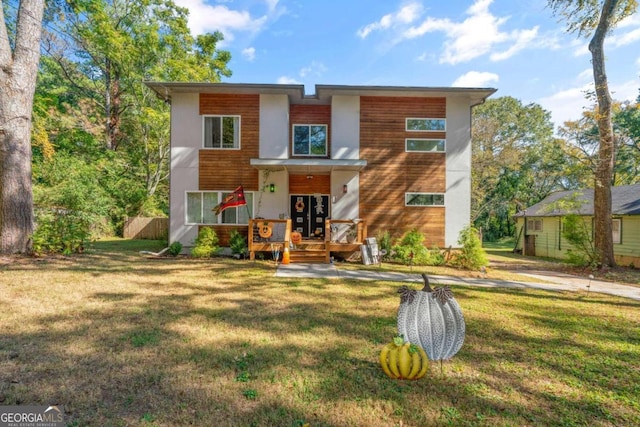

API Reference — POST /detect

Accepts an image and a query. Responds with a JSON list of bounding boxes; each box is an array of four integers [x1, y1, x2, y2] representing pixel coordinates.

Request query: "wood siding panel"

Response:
[[289, 105, 331, 158], [199, 225, 248, 248], [614, 216, 640, 267], [199, 94, 260, 191], [360, 96, 447, 245], [289, 174, 330, 194]]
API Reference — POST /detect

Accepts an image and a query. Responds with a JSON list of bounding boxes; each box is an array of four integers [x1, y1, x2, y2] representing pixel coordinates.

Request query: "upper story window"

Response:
[[203, 116, 240, 149], [406, 139, 446, 152], [405, 193, 445, 207], [293, 124, 327, 156], [406, 118, 446, 132]]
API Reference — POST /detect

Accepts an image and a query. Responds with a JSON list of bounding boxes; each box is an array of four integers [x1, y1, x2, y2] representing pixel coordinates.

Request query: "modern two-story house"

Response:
[[145, 82, 495, 260]]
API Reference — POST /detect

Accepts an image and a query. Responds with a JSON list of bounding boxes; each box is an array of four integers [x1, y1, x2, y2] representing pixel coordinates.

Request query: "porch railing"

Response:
[[248, 218, 366, 263]]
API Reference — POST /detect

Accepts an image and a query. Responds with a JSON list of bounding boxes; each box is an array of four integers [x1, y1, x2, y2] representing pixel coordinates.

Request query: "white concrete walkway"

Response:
[[275, 263, 640, 301]]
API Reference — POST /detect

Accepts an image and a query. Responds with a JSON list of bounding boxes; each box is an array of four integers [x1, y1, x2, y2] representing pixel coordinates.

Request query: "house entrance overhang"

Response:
[[250, 158, 367, 174]]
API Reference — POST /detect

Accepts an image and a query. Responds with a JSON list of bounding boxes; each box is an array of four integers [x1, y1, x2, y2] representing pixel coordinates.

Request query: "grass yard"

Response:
[[1, 239, 639, 426]]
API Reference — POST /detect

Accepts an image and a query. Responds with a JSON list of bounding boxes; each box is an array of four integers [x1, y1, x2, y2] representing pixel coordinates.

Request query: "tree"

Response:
[[44, 0, 231, 151], [32, 0, 232, 231], [559, 99, 640, 186], [471, 97, 575, 241], [548, 0, 638, 267], [0, 0, 45, 253]]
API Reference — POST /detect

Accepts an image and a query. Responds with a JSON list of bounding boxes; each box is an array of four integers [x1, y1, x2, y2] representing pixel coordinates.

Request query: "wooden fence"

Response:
[[123, 216, 168, 240]]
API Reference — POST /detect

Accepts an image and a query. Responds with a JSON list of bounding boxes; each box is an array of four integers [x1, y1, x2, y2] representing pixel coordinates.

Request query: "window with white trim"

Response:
[[293, 124, 327, 156], [203, 116, 240, 149], [612, 218, 621, 244], [186, 191, 253, 225], [406, 139, 446, 152], [405, 193, 445, 206], [406, 118, 446, 132]]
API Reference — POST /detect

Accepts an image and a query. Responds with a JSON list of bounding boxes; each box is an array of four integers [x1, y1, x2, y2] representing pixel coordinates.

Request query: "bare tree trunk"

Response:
[[0, 0, 45, 254], [589, 0, 618, 267]]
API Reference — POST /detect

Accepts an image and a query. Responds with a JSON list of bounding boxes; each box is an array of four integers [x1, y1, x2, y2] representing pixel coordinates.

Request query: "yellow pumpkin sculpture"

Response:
[[379, 336, 429, 380]]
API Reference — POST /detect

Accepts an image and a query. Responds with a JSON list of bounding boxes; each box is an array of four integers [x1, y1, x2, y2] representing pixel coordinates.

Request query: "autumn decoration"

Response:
[[379, 335, 429, 380], [397, 273, 465, 361]]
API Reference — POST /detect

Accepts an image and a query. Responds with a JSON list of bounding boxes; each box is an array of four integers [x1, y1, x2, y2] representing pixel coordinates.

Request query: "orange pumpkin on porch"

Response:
[[291, 231, 302, 245]]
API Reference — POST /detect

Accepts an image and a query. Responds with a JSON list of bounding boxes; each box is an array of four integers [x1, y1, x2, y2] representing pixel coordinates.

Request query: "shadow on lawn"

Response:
[[1, 255, 639, 426]]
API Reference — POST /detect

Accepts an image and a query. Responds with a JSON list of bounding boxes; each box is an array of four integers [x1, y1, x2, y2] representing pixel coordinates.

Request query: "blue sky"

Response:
[[174, 0, 640, 130]]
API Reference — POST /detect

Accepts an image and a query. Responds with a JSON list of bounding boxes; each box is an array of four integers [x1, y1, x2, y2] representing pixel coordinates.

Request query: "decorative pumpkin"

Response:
[[397, 273, 465, 361], [379, 336, 429, 380], [258, 222, 273, 239], [291, 231, 302, 245]]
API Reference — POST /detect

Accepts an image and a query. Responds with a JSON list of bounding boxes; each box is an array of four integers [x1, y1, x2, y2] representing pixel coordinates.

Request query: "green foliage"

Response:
[[376, 230, 392, 261], [168, 241, 183, 257], [31, 0, 234, 240], [191, 227, 219, 258], [562, 215, 597, 267], [391, 229, 444, 266], [32, 210, 92, 255], [32, 155, 114, 254], [450, 226, 488, 271], [229, 230, 247, 256], [471, 96, 583, 242]]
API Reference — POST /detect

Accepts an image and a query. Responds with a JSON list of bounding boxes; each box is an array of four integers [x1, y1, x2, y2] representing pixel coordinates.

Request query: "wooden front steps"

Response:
[[289, 240, 327, 264]]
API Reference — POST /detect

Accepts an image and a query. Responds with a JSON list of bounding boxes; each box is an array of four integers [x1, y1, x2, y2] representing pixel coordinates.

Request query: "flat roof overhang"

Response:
[[250, 158, 367, 174], [144, 81, 496, 106]]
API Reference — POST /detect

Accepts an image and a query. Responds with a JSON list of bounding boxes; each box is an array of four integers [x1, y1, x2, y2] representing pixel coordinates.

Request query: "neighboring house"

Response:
[[513, 184, 640, 267], [145, 82, 495, 256]]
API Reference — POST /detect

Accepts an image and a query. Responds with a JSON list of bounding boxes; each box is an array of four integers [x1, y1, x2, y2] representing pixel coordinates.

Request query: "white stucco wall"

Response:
[[255, 169, 289, 220], [259, 94, 289, 159], [331, 170, 360, 220], [331, 96, 360, 160], [445, 96, 473, 248], [169, 93, 200, 248]]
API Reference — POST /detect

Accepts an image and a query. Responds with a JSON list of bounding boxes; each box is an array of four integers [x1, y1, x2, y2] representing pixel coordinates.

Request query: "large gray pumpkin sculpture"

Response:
[[397, 274, 465, 361]]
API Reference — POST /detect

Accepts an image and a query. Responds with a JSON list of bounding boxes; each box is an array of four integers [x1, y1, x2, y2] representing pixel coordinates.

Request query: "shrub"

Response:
[[376, 230, 392, 261], [191, 227, 219, 258], [168, 241, 183, 257], [450, 226, 488, 270], [562, 214, 597, 267], [391, 228, 443, 266], [229, 230, 247, 257], [32, 209, 95, 255]]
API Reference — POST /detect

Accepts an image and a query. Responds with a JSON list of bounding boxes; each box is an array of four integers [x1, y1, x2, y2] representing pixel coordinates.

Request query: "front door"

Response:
[[290, 194, 330, 239]]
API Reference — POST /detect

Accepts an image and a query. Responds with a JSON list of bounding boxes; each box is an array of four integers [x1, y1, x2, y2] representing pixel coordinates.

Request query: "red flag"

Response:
[[213, 186, 246, 215]]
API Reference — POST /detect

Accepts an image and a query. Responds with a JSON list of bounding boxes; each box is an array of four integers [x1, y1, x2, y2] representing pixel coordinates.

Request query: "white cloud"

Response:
[[277, 76, 301, 84], [276, 61, 327, 86], [357, 2, 423, 39], [452, 71, 499, 87], [610, 27, 640, 47], [538, 84, 592, 127], [174, 0, 284, 41], [367, 0, 540, 64], [299, 61, 327, 78], [610, 79, 640, 103], [242, 47, 256, 61], [490, 27, 539, 61], [538, 78, 640, 128], [577, 68, 592, 81]]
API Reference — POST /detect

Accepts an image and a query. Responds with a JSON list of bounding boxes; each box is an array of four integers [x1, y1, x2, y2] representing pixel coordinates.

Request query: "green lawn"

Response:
[[1, 239, 638, 426]]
